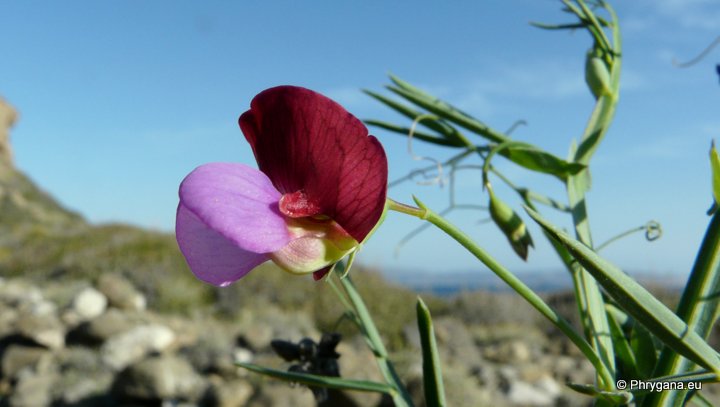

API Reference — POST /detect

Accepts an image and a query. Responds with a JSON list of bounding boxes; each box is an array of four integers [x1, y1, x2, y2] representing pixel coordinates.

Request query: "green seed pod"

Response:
[[585, 52, 611, 99], [488, 188, 534, 260], [710, 141, 720, 214]]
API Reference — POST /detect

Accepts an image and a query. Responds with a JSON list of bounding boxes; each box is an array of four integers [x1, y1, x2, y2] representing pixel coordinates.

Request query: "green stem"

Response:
[[561, 0, 623, 386], [336, 274, 415, 407], [387, 198, 615, 389], [567, 173, 616, 383], [595, 223, 659, 253]]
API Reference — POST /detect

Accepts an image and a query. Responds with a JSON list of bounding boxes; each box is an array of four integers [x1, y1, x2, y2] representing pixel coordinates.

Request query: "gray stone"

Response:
[[72, 308, 138, 344], [97, 273, 146, 311], [56, 346, 105, 374], [509, 340, 532, 363], [471, 364, 497, 389], [237, 308, 319, 352], [16, 312, 65, 349], [112, 355, 206, 401], [205, 377, 254, 407], [53, 347, 114, 405], [8, 372, 55, 407], [181, 331, 238, 378], [0, 279, 43, 309], [72, 287, 107, 320], [238, 324, 273, 352], [442, 362, 496, 407], [232, 347, 253, 365], [62, 381, 98, 404], [433, 317, 483, 367], [535, 375, 562, 399], [20, 298, 57, 317], [247, 383, 315, 407], [507, 380, 555, 406], [334, 341, 384, 407], [485, 339, 534, 364], [1, 344, 53, 379], [0, 302, 18, 337], [102, 324, 176, 370], [497, 366, 519, 392]]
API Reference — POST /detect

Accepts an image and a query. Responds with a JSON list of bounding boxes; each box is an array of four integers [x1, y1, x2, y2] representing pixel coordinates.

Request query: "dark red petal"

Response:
[[312, 266, 333, 281], [239, 86, 387, 242]]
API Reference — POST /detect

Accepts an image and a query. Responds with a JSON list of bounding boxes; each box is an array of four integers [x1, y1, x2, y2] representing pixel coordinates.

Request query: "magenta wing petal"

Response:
[[176, 205, 269, 286], [176, 163, 292, 285], [239, 86, 388, 242]]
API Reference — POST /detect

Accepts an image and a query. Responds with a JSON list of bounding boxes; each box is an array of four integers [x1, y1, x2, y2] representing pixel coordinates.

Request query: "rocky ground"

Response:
[[0, 273, 611, 407]]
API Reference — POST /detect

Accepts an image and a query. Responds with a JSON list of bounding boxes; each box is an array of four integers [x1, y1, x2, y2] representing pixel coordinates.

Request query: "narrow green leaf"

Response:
[[365, 120, 463, 147], [605, 302, 630, 326], [630, 322, 657, 378], [341, 275, 387, 358], [525, 207, 720, 374], [363, 90, 469, 146], [530, 21, 587, 30], [237, 362, 394, 394], [495, 142, 585, 180], [398, 197, 616, 389], [649, 370, 718, 385], [416, 297, 446, 407], [384, 78, 508, 144], [520, 188, 571, 212], [388, 74, 444, 100], [566, 383, 633, 404], [607, 311, 641, 380], [646, 209, 720, 406], [690, 392, 714, 407], [632, 370, 718, 399], [364, 89, 424, 122]]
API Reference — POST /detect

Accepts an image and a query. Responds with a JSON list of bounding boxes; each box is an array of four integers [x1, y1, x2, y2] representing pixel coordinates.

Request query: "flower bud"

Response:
[[585, 52, 611, 99], [488, 189, 534, 260], [710, 141, 720, 214]]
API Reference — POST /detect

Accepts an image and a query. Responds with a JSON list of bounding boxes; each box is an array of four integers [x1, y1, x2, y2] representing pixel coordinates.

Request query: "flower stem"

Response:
[[330, 273, 415, 407], [387, 198, 615, 389]]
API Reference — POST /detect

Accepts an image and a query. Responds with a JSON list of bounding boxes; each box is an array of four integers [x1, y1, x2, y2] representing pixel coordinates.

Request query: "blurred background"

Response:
[[1, 0, 719, 280]]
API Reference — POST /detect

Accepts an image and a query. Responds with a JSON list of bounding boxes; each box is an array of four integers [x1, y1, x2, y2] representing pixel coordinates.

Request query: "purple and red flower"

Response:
[[175, 86, 388, 286]]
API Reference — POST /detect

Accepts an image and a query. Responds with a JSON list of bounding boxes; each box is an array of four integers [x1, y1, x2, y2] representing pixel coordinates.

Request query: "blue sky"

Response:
[[1, 1, 719, 278]]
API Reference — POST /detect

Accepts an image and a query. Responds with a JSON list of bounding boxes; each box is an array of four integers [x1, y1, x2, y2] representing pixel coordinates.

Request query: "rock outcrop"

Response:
[[0, 97, 17, 167], [0, 97, 85, 237]]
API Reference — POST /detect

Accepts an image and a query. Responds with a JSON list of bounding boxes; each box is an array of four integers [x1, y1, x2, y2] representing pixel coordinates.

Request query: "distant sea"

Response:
[[384, 270, 688, 297]]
